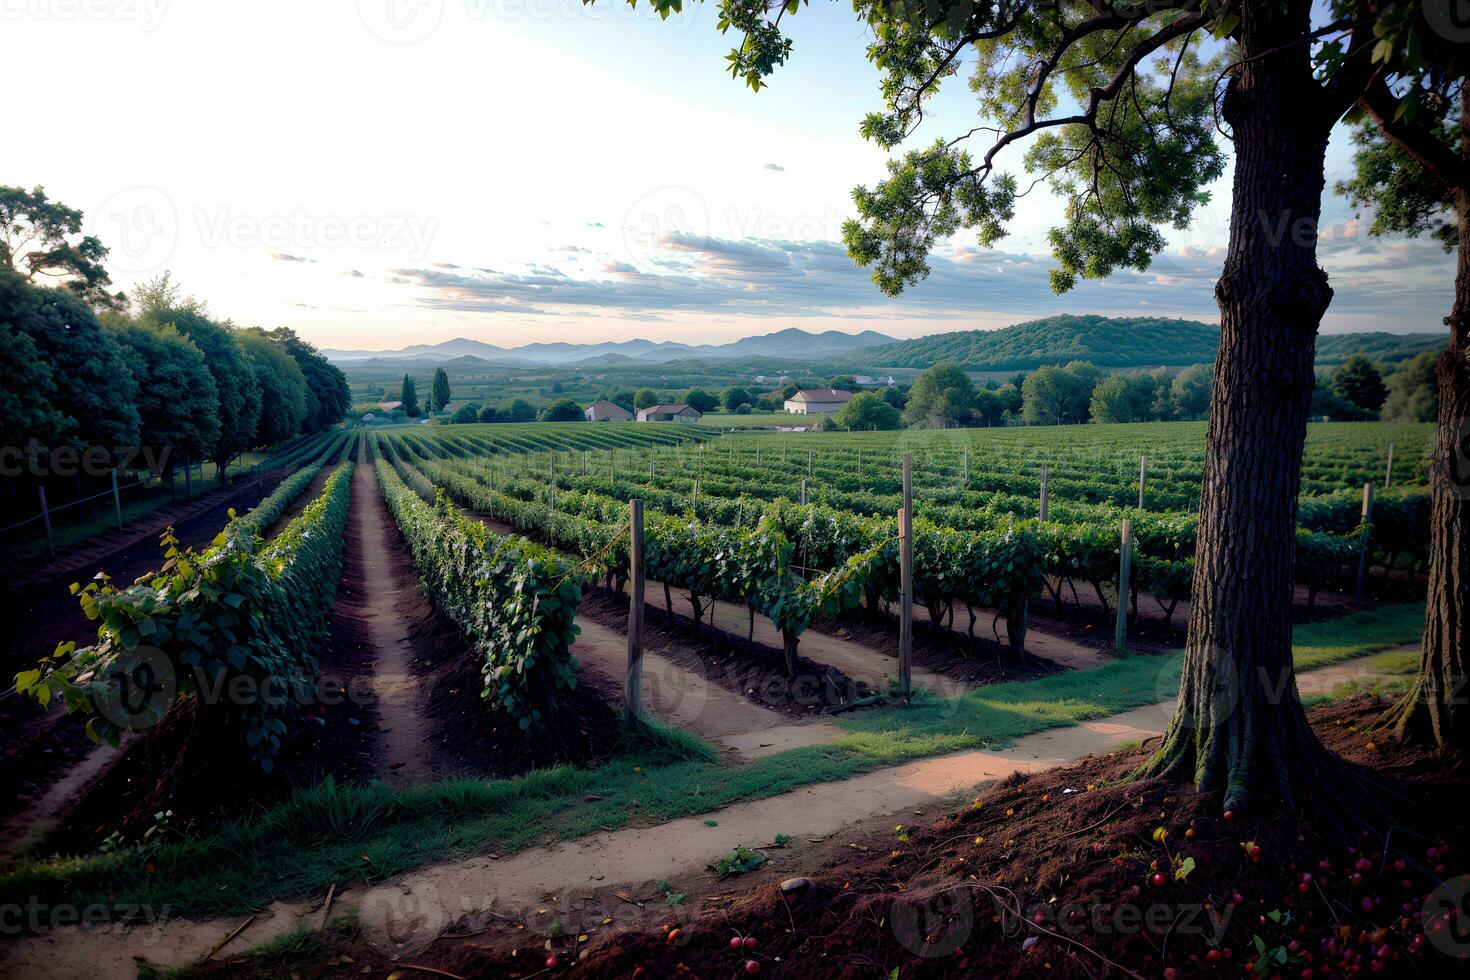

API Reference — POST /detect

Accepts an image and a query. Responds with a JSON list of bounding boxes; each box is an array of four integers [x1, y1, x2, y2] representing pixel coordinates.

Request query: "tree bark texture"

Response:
[[1142, 1, 1343, 814], [1382, 192, 1470, 752]]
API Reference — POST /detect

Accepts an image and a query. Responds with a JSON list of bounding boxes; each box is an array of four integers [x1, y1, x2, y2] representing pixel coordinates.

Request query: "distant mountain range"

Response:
[[323, 327, 897, 367], [843, 315, 1444, 371], [326, 318, 1445, 374]]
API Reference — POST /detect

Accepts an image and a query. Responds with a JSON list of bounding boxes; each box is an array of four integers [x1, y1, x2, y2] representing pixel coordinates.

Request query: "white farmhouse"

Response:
[[636, 404, 703, 423], [783, 388, 854, 415], [584, 400, 634, 422]]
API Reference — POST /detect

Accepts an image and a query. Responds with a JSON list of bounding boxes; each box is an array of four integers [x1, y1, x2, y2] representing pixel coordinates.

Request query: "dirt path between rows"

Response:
[[343, 454, 435, 785], [260, 462, 335, 540], [0, 653, 1404, 979], [568, 618, 787, 744], [634, 582, 961, 697]]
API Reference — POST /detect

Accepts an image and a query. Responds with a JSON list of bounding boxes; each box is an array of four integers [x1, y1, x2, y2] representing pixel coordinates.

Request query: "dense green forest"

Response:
[[1, 269, 349, 480], [850, 314, 1443, 371]]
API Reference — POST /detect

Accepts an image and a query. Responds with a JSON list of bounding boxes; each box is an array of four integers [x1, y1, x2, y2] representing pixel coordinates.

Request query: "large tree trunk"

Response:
[[1141, 1, 1342, 814], [1380, 194, 1470, 751]]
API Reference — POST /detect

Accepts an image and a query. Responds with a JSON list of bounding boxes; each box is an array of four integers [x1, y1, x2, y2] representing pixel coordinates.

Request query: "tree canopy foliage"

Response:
[[0, 185, 123, 308], [0, 266, 348, 477], [831, 391, 902, 431]]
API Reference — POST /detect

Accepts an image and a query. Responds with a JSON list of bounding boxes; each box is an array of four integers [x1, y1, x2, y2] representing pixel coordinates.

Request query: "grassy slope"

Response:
[[0, 604, 1423, 917]]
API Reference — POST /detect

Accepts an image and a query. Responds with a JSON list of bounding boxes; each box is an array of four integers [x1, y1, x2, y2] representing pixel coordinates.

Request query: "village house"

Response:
[[584, 400, 634, 422], [783, 388, 854, 415], [636, 404, 703, 423]]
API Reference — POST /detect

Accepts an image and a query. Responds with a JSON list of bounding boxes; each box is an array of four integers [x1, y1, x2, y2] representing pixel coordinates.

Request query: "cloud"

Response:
[[762, 163, 785, 172], [271, 252, 314, 263], [385, 227, 1452, 332], [341, 269, 365, 278]]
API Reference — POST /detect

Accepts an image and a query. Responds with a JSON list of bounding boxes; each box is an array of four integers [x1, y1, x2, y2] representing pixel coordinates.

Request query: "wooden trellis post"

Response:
[[692, 480, 699, 510], [38, 486, 54, 557], [963, 447, 970, 486], [625, 499, 645, 729], [899, 452, 913, 703], [1384, 443, 1394, 489], [1039, 464, 1050, 522], [1356, 482, 1374, 600], [1115, 518, 1133, 655], [800, 479, 807, 506], [808, 449, 813, 478], [111, 469, 123, 530], [1138, 456, 1147, 510]]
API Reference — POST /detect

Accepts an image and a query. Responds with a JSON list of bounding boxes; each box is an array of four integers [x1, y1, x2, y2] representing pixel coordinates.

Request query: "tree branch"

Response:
[[1361, 78, 1470, 194]]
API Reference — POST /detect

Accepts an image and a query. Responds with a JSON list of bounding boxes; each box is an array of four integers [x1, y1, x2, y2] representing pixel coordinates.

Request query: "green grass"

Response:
[[1291, 603, 1423, 671], [0, 604, 1423, 918]]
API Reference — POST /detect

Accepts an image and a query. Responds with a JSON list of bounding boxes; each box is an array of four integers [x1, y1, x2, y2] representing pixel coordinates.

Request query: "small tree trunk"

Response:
[[1380, 194, 1470, 752], [687, 594, 704, 639], [663, 582, 673, 627], [747, 605, 756, 656], [1142, 1, 1346, 815], [1006, 595, 1027, 660], [781, 630, 800, 677]]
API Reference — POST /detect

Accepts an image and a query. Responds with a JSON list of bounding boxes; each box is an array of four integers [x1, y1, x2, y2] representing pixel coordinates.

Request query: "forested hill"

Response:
[[847, 315, 1442, 371], [850, 315, 1220, 369]]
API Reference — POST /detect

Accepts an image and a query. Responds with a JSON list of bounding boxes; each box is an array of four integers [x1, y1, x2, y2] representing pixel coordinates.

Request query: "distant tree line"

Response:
[[1, 269, 348, 484], [811, 353, 1435, 433]]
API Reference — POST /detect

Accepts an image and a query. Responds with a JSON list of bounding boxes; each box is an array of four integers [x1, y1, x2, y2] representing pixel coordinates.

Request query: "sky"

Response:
[[7, 0, 1456, 351]]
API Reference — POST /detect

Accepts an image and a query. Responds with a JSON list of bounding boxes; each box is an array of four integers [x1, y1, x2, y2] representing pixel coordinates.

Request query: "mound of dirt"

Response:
[[404, 695, 1467, 979]]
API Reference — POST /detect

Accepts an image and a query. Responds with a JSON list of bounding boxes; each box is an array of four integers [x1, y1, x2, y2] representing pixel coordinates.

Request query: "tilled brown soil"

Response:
[[577, 587, 876, 718], [813, 611, 1074, 686]]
